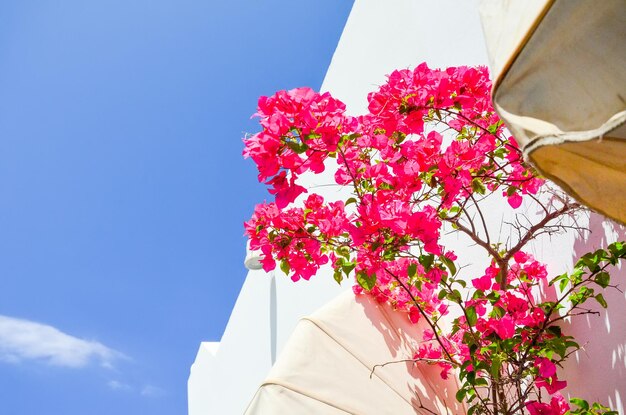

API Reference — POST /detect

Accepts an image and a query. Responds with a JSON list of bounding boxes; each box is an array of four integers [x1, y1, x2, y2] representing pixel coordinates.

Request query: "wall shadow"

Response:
[[355, 294, 466, 414], [561, 213, 626, 413]]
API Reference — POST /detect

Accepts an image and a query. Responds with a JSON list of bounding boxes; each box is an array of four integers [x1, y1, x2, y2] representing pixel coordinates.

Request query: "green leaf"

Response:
[[551, 337, 568, 358], [419, 254, 435, 271], [570, 268, 585, 284], [490, 355, 502, 379], [356, 271, 377, 291], [578, 252, 602, 272], [465, 306, 478, 326], [471, 178, 486, 195], [608, 241, 625, 257], [337, 246, 351, 260], [466, 370, 476, 384], [463, 332, 477, 348], [285, 140, 308, 154], [486, 291, 501, 304], [491, 306, 505, 319], [333, 269, 343, 285], [506, 186, 517, 197], [408, 263, 417, 278], [455, 388, 466, 403], [280, 260, 290, 275], [449, 206, 461, 215], [440, 255, 457, 276], [345, 197, 358, 206], [570, 398, 589, 411], [546, 325, 562, 337], [447, 290, 462, 303], [595, 293, 608, 308], [342, 262, 356, 276], [549, 272, 562, 286], [474, 377, 488, 387], [493, 148, 506, 159], [487, 121, 502, 134], [594, 272, 610, 288]]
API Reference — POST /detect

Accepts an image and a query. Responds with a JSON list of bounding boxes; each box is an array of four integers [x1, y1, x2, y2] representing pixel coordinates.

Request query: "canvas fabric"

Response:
[[244, 291, 466, 414], [480, 0, 626, 224]]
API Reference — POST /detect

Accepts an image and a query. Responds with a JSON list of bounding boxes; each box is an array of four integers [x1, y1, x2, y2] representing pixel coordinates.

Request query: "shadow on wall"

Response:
[[357, 295, 467, 415], [562, 213, 626, 413], [360, 212, 626, 414]]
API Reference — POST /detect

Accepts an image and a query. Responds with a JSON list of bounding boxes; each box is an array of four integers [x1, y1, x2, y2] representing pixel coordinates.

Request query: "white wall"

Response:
[[560, 216, 626, 413], [188, 1, 625, 413]]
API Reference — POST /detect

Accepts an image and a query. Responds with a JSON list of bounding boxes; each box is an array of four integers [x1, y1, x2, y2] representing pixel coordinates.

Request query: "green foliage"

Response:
[[356, 270, 376, 291], [548, 242, 626, 311], [465, 305, 478, 326], [408, 263, 417, 278], [569, 398, 618, 415], [333, 268, 343, 285], [440, 255, 457, 276], [418, 254, 435, 271]]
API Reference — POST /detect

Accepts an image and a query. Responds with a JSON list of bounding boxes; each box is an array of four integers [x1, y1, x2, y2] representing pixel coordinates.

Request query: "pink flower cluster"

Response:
[[244, 63, 576, 414], [245, 63, 543, 286], [526, 391, 569, 415], [244, 194, 350, 281], [243, 87, 356, 208], [413, 253, 552, 368]]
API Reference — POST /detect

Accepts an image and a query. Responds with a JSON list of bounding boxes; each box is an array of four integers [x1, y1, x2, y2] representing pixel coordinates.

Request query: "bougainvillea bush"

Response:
[[243, 63, 626, 415]]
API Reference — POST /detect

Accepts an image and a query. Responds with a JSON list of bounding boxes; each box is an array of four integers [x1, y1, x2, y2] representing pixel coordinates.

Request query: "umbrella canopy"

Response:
[[244, 291, 466, 415], [479, 0, 626, 224]]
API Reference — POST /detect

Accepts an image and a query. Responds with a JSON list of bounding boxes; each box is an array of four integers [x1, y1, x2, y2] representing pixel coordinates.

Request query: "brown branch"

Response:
[[383, 268, 458, 364], [503, 202, 580, 262]]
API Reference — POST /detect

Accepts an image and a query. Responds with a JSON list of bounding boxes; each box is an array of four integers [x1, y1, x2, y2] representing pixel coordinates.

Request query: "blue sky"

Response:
[[0, 1, 353, 413]]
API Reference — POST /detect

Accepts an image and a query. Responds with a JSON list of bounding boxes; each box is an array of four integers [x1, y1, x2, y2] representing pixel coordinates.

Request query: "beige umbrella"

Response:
[[244, 291, 466, 415], [479, 0, 626, 224]]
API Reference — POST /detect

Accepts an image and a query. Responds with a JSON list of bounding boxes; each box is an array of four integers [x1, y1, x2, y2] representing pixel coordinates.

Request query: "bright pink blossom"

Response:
[[506, 192, 523, 209], [472, 274, 492, 291], [242, 62, 579, 414], [491, 315, 516, 339], [536, 376, 567, 394], [535, 357, 557, 378], [525, 394, 570, 415]]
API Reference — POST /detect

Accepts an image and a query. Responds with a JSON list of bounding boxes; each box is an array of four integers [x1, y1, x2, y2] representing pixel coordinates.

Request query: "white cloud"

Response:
[[140, 384, 165, 397], [0, 315, 122, 368], [107, 380, 132, 391], [106, 381, 165, 397]]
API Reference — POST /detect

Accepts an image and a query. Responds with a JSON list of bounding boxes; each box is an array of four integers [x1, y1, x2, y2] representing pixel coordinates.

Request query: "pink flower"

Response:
[[529, 307, 546, 326], [506, 192, 523, 209], [439, 363, 452, 380], [408, 306, 421, 324], [536, 376, 567, 394], [266, 171, 307, 209], [244, 65, 553, 407], [472, 274, 492, 291], [550, 393, 570, 414], [513, 251, 529, 263], [524, 394, 570, 415], [525, 401, 554, 415], [535, 357, 556, 378], [491, 315, 515, 339]]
